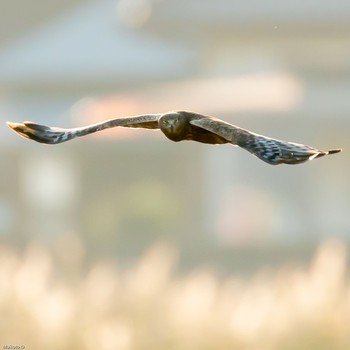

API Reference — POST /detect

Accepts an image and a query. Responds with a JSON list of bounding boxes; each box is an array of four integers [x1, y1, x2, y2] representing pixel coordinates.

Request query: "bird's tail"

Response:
[[237, 131, 342, 165]]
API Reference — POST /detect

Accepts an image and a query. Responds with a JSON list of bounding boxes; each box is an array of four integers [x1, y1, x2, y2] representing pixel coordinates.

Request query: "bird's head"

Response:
[[158, 112, 189, 142]]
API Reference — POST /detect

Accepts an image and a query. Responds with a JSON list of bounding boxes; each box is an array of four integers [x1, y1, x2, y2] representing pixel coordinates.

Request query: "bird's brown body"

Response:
[[7, 110, 341, 165], [159, 112, 229, 144]]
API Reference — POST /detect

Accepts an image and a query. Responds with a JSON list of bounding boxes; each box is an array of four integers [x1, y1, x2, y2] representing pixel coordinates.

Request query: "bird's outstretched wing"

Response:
[[6, 114, 161, 144], [189, 116, 341, 165], [236, 132, 341, 165]]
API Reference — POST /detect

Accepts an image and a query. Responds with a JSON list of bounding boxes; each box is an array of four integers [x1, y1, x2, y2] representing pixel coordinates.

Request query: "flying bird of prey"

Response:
[[7, 111, 341, 165]]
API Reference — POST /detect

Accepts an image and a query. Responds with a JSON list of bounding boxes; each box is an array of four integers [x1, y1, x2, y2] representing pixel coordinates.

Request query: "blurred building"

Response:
[[0, 0, 349, 263]]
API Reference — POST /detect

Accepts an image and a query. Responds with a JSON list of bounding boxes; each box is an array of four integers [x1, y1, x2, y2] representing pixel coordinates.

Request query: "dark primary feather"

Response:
[[7, 122, 75, 144], [236, 131, 341, 165]]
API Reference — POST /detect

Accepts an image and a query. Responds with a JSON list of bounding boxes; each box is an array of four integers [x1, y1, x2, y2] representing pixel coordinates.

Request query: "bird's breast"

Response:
[[162, 127, 184, 142], [160, 124, 188, 142]]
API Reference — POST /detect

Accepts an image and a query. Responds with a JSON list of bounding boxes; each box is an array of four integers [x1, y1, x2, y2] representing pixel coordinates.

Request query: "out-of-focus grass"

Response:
[[0, 239, 349, 350]]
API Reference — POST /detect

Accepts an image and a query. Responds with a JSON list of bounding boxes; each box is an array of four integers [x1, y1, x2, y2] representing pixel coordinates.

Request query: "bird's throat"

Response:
[[163, 127, 183, 142]]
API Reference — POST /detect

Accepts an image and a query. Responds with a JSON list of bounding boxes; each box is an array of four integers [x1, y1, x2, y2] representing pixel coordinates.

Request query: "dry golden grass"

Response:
[[0, 239, 349, 350]]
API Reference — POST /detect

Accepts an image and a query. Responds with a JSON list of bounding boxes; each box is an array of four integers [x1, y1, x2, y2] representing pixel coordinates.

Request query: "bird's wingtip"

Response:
[[7, 121, 37, 128], [6, 121, 20, 129], [6, 121, 34, 140], [6, 121, 26, 134], [328, 148, 342, 155]]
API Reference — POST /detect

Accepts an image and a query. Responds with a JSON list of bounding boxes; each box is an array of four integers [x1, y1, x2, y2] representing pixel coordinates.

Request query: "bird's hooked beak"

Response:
[[168, 119, 177, 130]]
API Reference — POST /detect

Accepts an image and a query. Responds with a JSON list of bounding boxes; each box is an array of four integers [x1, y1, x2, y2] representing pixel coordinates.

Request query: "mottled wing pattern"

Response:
[[189, 114, 341, 165], [7, 114, 161, 144], [7, 122, 76, 144], [237, 132, 339, 165]]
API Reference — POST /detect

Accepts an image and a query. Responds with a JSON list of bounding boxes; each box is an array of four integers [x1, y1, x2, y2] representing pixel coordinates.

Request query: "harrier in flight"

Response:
[[7, 111, 341, 165]]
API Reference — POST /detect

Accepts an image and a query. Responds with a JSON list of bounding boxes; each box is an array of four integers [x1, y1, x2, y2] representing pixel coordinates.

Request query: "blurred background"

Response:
[[0, 0, 349, 348]]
